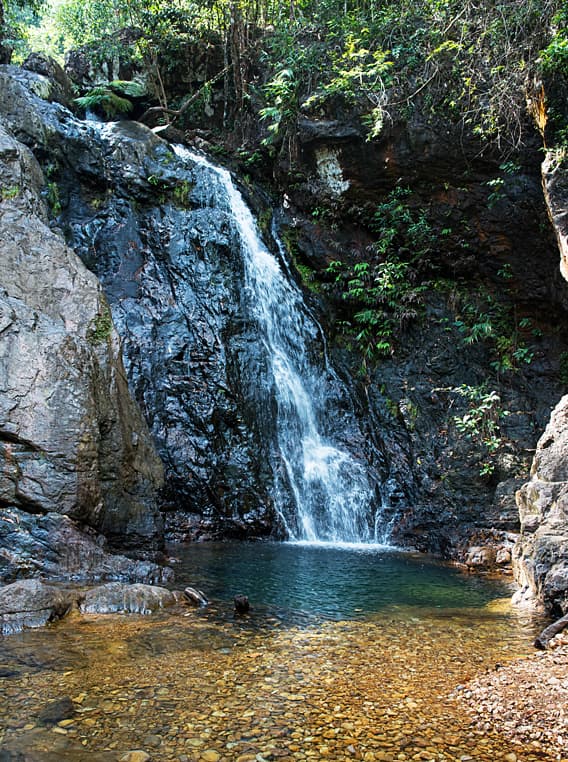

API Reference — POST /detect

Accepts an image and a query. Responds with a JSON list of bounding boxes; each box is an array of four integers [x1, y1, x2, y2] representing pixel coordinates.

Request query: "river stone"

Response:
[[200, 751, 221, 762], [0, 579, 79, 635], [80, 582, 177, 614], [465, 546, 497, 571], [38, 696, 75, 726], [145, 736, 164, 748], [495, 547, 512, 565], [119, 752, 151, 762]]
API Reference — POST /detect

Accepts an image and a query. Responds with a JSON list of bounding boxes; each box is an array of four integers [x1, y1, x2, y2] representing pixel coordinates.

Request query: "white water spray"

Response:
[[175, 146, 381, 543]]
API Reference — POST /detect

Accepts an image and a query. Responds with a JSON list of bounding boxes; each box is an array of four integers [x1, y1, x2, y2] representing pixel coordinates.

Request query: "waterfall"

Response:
[[175, 146, 381, 544]]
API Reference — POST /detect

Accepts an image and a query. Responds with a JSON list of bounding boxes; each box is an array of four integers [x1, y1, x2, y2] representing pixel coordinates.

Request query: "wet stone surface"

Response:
[[0, 604, 560, 761]]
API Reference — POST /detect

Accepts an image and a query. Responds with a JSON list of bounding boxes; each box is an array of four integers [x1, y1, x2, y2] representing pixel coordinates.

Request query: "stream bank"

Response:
[[457, 633, 568, 758]]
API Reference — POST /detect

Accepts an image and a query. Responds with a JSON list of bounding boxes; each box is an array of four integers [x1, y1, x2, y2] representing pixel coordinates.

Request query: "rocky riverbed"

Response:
[[456, 633, 568, 760], [0, 600, 559, 762]]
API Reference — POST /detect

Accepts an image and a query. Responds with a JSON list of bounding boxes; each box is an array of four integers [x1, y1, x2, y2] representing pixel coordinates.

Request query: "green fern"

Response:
[[74, 80, 145, 118]]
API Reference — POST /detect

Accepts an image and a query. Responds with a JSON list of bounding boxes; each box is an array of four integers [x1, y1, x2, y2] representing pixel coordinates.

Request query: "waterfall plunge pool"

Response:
[[0, 543, 547, 761], [168, 541, 520, 624]]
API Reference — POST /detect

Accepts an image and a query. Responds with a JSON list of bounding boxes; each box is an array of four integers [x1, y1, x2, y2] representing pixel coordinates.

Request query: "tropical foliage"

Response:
[[6, 0, 565, 153], [0, 0, 44, 60], [325, 188, 434, 367], [451, 384, 510, 477], [74, 79, 146, 117]]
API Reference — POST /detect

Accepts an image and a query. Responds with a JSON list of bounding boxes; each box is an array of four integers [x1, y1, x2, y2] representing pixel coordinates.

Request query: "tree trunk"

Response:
[[534, 613, 568, 649]]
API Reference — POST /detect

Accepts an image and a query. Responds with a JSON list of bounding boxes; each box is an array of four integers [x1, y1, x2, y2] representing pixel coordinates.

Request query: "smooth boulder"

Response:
[[0, 579, 79, 635], [81, 582, 178, 615]]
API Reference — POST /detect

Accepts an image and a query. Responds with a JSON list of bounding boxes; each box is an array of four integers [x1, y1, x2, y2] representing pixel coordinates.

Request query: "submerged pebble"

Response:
[[0, 608, 554, 761], [119, 752, 151, 762]]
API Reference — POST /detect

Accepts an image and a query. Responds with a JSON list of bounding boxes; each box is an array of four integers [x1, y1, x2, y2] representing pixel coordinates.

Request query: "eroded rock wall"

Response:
[[269, 102, 568, 561], [0, 65, 280, 540], [514, 396, 568, 614], [513, 146, 568, 615], [542, 149, 568, 282], [0, 74, 166, 583], [2, 58, 567, 587]]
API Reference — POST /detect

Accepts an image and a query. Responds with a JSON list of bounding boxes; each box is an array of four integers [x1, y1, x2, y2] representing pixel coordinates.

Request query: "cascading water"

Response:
[[175, 146, 383, 544]]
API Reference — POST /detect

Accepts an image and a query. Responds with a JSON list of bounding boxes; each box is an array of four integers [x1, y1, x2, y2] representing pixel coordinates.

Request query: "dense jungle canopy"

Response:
[[0, 0, 566, 155]]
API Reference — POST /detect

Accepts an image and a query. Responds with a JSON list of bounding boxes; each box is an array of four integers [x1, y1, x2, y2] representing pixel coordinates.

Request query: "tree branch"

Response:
[[534, 613, 568, 649], [139, 65, 232, 126]]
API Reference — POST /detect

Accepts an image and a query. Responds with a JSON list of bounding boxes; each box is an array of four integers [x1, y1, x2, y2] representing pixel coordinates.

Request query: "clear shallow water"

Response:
[[0, 542, 549, 761], [169, 541, 517, 623]]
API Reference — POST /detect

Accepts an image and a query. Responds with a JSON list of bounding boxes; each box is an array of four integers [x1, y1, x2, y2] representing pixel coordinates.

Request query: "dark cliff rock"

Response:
[[62, 131, 278, 538], [0, 67, 278, 539], [65, 30, 225, 128], [0, 65, 384, 543], [2, 57, 568, 598], [246, 75, 568, 594], [0, 509, 172, 585], [268, 101, 568, 562], [0, 71, 166, 583]]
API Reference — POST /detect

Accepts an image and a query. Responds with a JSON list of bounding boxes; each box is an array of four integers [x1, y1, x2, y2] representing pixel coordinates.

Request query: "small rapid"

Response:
[[175, 146, 381, 543]]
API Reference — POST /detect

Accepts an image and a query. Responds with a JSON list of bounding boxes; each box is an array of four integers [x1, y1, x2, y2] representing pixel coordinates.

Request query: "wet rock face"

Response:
[[0, 579, 77, 635], [2, 62, 567, 579], [60, 132, 278, 537], [0, 509, 172, 586], [0, 72, 165, 581], [80, 582, 178, 615], [0, 68, 278, 538], [514, 396, 568, 615], [0, 577, 178, 634], [275, 97, 568, 560]]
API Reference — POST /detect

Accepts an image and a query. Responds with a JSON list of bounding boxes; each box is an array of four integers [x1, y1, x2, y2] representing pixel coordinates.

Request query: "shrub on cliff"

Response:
[[7, 0, 566, 153]]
